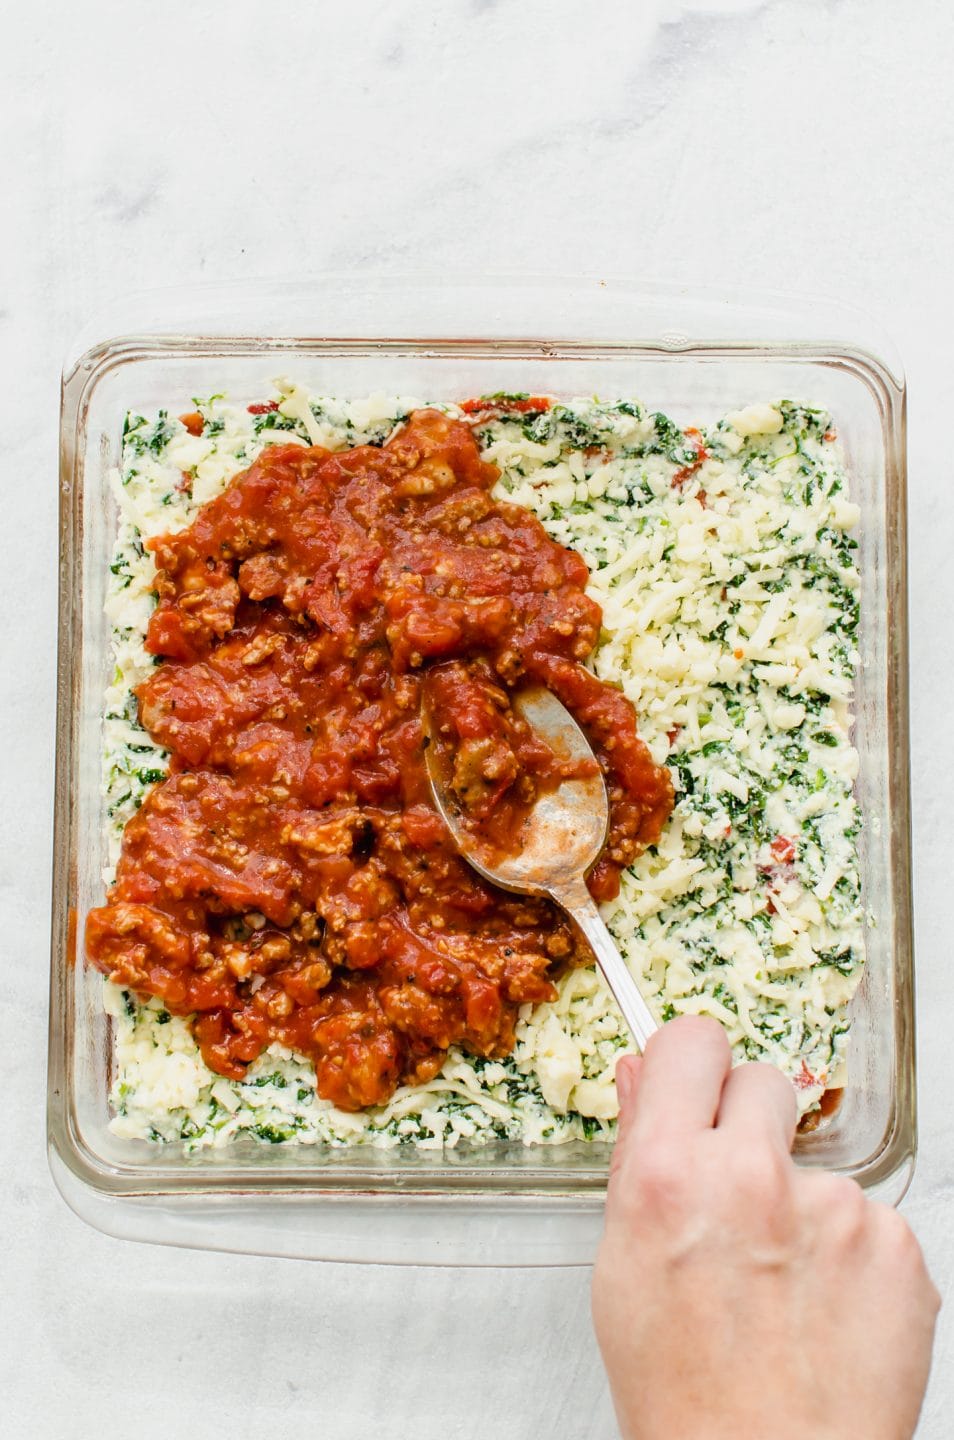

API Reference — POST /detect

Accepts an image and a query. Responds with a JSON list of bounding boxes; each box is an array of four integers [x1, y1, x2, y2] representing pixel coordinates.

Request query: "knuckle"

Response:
[[806, 1173, 867, 1237], [727, 1146, 791, 1206], [632, 1141, 692, 1211]]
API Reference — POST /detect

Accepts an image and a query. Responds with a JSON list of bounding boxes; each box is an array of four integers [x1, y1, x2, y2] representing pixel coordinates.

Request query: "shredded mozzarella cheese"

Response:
[[101, 389, 864, 1151]]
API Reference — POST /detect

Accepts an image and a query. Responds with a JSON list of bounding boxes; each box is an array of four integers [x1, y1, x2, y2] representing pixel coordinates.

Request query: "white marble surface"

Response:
[[3, 0, 954, 1434]]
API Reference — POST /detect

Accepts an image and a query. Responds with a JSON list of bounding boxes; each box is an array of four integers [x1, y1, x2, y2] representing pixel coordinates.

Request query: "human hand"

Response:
[[592, 1016, 939, 1440]]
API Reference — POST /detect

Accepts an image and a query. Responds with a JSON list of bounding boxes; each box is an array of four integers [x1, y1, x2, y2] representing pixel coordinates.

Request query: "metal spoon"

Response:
[[423, 684, 658, 1050]]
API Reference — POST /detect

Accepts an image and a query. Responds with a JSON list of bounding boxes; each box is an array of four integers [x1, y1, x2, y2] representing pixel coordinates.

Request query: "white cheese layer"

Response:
[[100, 388, 864, 1150]]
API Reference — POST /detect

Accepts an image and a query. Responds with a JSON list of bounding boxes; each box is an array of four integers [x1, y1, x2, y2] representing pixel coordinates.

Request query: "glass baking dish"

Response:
[[49, 277, 914, 1264]]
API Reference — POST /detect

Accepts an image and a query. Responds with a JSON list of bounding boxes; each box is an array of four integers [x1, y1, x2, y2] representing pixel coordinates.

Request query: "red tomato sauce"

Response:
[[460, 395, 552, 416], [671, 427, 709, 490], [86, 410, 672, 1111]]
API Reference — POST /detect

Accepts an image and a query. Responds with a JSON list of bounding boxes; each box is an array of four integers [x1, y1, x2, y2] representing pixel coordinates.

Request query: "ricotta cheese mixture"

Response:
[[101, 384, 864, 1150]]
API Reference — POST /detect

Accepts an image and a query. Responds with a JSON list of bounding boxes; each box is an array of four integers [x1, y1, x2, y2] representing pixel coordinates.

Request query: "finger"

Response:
[[615, 1054, 643, 1113], [629, 1014, 733, 1142], [613, 1055, 643, 1141], [716, 1061, 798, 1153]]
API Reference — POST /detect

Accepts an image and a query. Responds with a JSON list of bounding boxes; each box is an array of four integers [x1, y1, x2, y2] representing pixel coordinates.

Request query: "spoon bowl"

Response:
[[423, 683, 658, 1051], [426, 686, 609, 897]]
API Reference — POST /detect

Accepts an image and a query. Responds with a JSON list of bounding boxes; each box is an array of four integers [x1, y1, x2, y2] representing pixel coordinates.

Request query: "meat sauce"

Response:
[[86, 411, 673, 1111]]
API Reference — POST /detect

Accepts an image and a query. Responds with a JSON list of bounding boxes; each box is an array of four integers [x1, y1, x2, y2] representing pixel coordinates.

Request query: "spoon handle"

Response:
[[550, 877, 658, 1052]]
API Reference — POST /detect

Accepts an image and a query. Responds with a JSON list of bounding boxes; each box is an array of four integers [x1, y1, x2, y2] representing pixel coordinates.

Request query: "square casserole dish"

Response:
[[49, 277, 914, 1264]]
